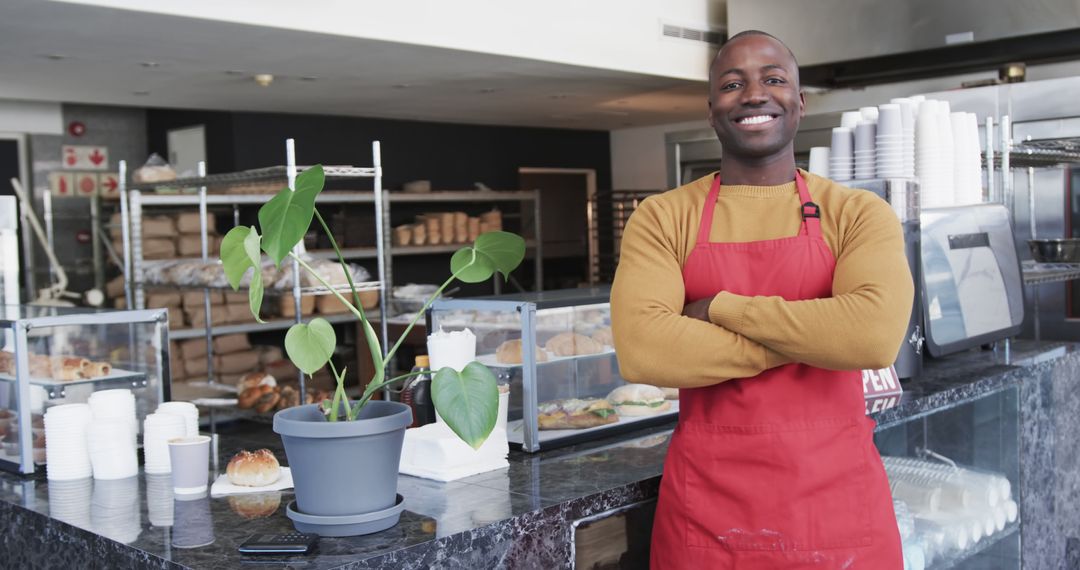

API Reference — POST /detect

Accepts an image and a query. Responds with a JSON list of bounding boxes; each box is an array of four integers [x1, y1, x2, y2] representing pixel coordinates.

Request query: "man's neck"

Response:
[[721, 151, 797, 186]]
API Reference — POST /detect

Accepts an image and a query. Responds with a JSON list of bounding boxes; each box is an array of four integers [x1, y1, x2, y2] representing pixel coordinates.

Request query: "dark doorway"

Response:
[[518, 168, 595, 290]]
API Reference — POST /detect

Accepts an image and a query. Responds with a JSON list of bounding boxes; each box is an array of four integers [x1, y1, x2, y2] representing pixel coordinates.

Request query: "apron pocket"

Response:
[[683, 419, 873, 552]]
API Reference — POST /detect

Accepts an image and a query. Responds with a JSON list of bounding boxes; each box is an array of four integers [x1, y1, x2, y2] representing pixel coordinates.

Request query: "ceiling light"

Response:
[[479, 87, 498, 94], [393, 83, 412, 89], [254, 74, 274, 87], [132, 91, 150, 96], [140, 61, 159, 68], [44, 54, 67, 61], [549, 94, 569, 99], [300, 76, 319, 82], [225, 70, 245, 75]]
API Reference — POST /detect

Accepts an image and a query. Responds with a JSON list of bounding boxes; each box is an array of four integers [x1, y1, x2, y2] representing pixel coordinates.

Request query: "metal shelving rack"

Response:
[[117, 140, 389, 396], [586, 190, 660, 284]]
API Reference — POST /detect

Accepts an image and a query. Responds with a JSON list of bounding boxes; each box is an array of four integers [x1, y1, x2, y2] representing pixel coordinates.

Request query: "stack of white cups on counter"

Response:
[[829, 127, 853, 181], [156, 401, 199, 438], [853, 120, 877, 179], [875, 104, 905, 178], [807, 146, 830, 177], [87, 389, 138, 480], [951, 111, 984, 205], [143, 412, 187, 474], [43, 403, 93, 481], [916, 100, 954, 207], [890, 97, 918, 178]]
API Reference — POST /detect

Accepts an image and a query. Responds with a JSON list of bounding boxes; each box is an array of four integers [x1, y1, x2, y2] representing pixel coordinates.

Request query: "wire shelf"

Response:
[[127, 165, 377, 190], [1022, 261, 1080, 285]]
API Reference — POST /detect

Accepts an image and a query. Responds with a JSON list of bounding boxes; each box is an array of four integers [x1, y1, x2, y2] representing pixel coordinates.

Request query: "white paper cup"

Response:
[[808, 147, 830, 177], [830, 127, 853, 157], [168, 435, 211, 495]]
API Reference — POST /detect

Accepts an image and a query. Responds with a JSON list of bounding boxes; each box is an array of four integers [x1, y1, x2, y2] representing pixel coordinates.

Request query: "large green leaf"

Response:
[[243, 227, 265, 322], [258, 165, 325, 266], [431, 362, 499, 449], [449, 231, 526, 283], [284, 318, 336, 375], [220, 226, 255, 289]]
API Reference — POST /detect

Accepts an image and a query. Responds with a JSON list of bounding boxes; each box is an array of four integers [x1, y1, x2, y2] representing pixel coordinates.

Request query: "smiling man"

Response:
[[610, 31, 912, 568]]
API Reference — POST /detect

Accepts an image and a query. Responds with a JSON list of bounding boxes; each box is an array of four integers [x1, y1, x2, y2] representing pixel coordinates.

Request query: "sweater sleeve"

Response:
[[707, 192, 914, 370], [611, 197, 791, 388]]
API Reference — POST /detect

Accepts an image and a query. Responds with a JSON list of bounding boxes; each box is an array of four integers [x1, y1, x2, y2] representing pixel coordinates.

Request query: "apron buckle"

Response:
[[802, 202, 820, 219]]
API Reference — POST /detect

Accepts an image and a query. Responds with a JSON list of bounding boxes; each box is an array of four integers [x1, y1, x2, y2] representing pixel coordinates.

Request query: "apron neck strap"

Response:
[[698, 170, 820, 244]]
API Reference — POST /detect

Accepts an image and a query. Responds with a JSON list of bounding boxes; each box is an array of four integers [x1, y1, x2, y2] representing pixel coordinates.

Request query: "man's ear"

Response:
[[799, 90, 806, 118], [707, 99, 716, 128]]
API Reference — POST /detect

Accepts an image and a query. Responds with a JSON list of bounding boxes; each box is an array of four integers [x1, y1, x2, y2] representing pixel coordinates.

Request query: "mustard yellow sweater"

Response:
[[611, 170, 914, 388]]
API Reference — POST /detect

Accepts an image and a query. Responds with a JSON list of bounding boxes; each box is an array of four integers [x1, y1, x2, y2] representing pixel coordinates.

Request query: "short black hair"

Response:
[[710, 29, 800, 86]]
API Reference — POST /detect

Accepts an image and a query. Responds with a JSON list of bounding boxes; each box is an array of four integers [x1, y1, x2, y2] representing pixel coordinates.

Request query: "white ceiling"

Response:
[[0, 0, 712, 130]]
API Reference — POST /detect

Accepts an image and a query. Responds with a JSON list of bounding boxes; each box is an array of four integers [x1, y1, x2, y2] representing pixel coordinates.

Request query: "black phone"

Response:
[[238, 532, 318, 555]]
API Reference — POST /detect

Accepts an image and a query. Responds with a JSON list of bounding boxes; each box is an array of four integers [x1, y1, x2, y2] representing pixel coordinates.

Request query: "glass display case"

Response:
[[0, 306, 170, 474], [875, 386, 1020, 570], [428, 288, 677, 452]]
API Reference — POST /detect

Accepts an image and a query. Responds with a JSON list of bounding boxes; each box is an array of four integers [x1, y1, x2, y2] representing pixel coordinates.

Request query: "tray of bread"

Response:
[[476, 329, 616, 368], [506, 383, 679, 446], [0, 351, 145, 389]]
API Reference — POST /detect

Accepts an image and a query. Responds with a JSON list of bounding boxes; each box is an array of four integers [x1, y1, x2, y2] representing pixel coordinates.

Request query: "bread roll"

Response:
[[51, 357, 89, 381], [591, 327, 614, 347], [544, 332, 603, 357], [84, 362, 112, 378], [495, 339, 548, 365], [226, 449, 281, 487], [254, 389, 281, 414], [238, 385, 273, 409], [238, 371, 277, 392]]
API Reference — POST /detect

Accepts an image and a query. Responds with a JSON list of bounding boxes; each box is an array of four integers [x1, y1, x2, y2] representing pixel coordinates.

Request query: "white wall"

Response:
[[56, 0, 722, 81], [611, 119, 706, 190], [0, 100, 63, 135]]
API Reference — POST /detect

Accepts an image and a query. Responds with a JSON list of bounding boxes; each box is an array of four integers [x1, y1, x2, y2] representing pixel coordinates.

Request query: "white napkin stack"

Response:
[[44, 403, 93, 481], [143, 412, 186, 474], [400, 391, 510, 482], [210, 467, 294, 497]]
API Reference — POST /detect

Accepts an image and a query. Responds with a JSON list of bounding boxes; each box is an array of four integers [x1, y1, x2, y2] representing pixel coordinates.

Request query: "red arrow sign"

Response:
[[102, 177, 118, 192], [89, 149, 105, 166]]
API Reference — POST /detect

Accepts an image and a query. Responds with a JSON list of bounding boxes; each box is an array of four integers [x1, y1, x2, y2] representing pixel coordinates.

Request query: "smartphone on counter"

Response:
[[238, 532, 318, 555]]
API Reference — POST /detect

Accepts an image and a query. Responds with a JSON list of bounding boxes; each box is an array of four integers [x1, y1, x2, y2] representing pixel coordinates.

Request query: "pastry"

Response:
[[254, 389, 281, 414], [607, 384, 672, 417], [228, 492, 282, 519], [238, 371, 277, 392], [237, 385, 273, 409], [495, 339, 548, 365], [544, 332, 603, 357], [83, 362, 112, 378], [276, 385, 300, 410], [29, 355, 51, 378], [538, 398, 618, 430], [0, 352, 12, 374], [591, 327, 614, 347], [51, 357, 90, 381], [226, 449, 281, 487]]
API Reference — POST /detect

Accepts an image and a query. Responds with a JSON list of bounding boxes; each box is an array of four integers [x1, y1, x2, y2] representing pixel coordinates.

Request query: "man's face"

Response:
[[708, 35, 805, 160]]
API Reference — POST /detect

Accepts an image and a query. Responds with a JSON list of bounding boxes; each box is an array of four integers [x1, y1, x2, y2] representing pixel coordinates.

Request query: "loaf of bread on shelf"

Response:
[[213, 334, 251, 355], [591, 326, 614, 347], [237, 384, 274, 409], [0, 352, 12, 375], [276, 385, 300, 410], [254, 388, 281, 414], [237, 371, 277, 392], [176, 212, 217, 235], [495, 339, 548, 365], [544, 332, 603, 357], [226, 449, 281, 487], [82, 361, 112, 378], [538, 398, 619, 430]]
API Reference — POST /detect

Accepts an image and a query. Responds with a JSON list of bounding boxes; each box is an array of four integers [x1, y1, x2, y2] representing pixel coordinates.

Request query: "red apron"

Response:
[[650, 172, 902, 569]]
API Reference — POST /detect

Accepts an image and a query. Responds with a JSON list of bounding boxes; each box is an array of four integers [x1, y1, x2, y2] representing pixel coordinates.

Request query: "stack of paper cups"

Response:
[[87, 419, 138, 480], [44, 403, 93, 481], [808, 147, 830, 177], [88, 389, 137, 438], [829, 127, 854, 181], [156, 402, 199, 438], [143, 413, 187, 474]]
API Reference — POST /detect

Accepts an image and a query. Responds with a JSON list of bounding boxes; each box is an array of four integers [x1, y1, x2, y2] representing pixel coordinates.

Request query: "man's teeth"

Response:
[[738, 115, 775, 125]]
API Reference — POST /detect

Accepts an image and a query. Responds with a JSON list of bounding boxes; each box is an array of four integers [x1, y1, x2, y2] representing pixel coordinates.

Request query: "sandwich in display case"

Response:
[[428, 288, 677, 452]]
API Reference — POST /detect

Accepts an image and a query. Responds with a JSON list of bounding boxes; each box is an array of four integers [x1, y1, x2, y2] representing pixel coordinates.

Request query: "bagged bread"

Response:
[[215, 351, 260, 375], [146, 291, 182, 308], [213, 334, 251, 355], [177, 212, 216, 234], [178, 338, 209, 361], [142, 238, 177, 259]]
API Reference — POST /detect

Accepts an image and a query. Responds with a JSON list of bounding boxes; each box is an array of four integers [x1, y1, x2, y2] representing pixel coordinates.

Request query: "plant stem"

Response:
[[313, 209, 364, 311], [327, 360, 342, 423]]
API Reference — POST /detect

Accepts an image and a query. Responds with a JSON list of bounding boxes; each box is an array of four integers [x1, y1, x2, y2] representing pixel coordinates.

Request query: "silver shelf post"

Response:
[[118, 160, 133, 309], [286, 139, 305, 397], [985, 116, 995, 203], [1002, 115, 1012, 215], [198, 161, 216, 386], [373, 141, 391, 397]]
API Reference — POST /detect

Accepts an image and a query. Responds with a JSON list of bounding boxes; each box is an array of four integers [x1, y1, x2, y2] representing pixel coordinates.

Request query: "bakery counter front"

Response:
[[1, 339, 1079, 569]]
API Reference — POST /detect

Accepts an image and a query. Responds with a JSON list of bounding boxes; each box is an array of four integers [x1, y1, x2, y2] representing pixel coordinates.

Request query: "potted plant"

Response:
[[219, 165, 525, 536]]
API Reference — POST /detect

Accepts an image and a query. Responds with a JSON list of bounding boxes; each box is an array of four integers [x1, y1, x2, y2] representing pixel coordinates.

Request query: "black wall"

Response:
[[146, 109, 611, 191]]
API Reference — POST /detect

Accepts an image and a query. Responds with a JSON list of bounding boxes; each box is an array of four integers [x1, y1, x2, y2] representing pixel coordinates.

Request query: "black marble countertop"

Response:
[[0, 339, 1074, 569]]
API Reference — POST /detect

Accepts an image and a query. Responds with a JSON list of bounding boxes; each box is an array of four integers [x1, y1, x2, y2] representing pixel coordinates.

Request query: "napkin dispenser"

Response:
[[919, 204, 1024, 356]]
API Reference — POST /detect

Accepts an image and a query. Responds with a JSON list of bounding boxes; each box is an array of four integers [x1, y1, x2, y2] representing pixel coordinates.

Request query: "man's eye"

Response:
[[766, 77, 786, 85], [721, 82, 741, 91]]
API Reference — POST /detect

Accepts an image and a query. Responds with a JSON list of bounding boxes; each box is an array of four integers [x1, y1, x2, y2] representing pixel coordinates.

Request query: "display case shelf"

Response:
[[0, 369, 148, 399], [475, 348, 616, 369], [1021, 261, 1080, 285]]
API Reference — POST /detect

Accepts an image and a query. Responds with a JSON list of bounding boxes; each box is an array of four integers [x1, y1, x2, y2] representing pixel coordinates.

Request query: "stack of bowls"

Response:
[[43, 403, 93, 481], [854, 120, 877, 179], [808, 147, 830, 177], [143, 412, 186, 474], [87, 419, 138, 480], [156, 401, 199, 438], [829, 127, 853, 181], [916, 100, 955, 208], [876, 104, 905, 178]]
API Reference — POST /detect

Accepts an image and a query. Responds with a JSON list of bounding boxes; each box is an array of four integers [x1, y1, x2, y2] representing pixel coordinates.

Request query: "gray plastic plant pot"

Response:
[[273, 401, 411, 525], [285, 495, 406, 537]]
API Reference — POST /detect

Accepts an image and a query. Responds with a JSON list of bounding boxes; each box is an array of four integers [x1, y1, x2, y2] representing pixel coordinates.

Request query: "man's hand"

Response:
[[682, 297, 713, 322]]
